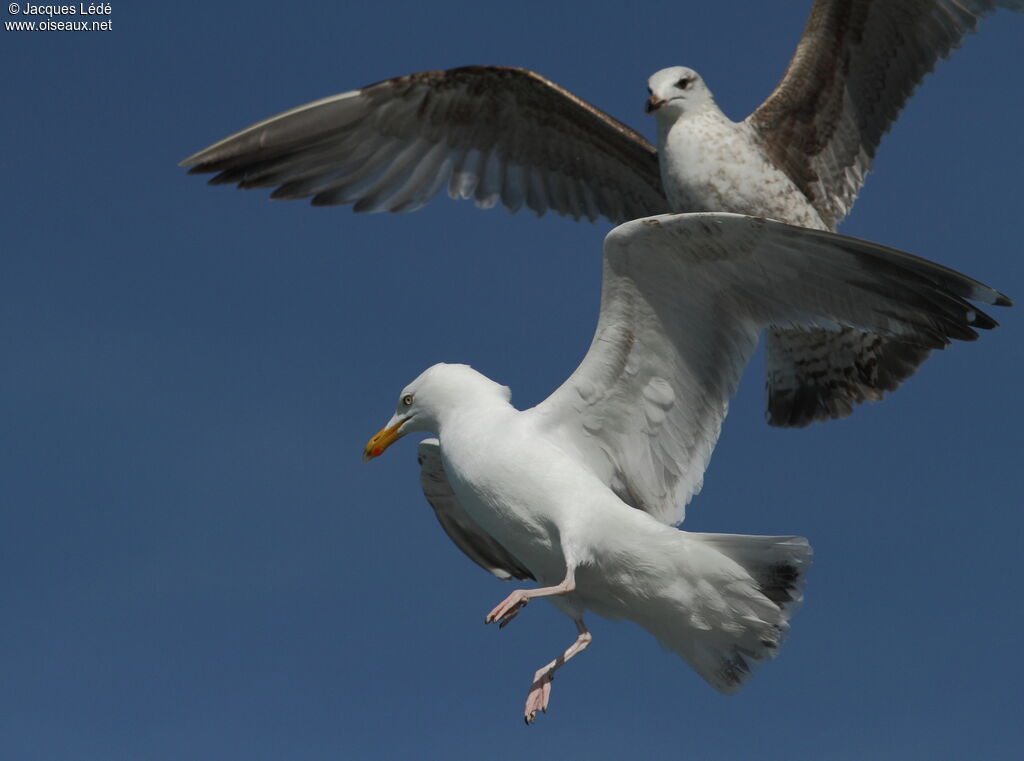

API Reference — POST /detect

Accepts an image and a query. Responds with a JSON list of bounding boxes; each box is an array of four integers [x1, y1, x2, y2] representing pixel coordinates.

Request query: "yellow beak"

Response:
[[363, 419, 405, 462]]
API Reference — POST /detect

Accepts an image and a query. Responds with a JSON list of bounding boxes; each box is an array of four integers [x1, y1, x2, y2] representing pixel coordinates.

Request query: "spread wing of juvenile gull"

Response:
[[740, 0, 1023, 426], [181, 2, 1020, 430], [180, 2, 1020, 228], [417, 439, 533, 582], [180, 66, 668, 223], [748, 0, 1024, 230], [528, 213, 1009, 526]]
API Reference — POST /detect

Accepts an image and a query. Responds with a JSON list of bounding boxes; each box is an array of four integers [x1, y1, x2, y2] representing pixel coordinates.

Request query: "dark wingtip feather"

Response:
[[179, 147, 212, 168], [311, 193, 345, 207], [208, 169, 247, 185], [966, 307, 999, 332], [758, 562, 803, 606], [269, 186, 305, 200]]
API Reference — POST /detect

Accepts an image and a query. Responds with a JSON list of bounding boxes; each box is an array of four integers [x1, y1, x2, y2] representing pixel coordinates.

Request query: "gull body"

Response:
[[372, 362, 809, 718], [648, 67, 828, 230], [411, 370, 725, 604], [364, 212, 1008, 722]]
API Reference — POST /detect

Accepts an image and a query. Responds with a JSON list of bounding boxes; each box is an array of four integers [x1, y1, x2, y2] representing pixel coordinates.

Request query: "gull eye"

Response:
[[646, 86, 652, 94], [401, 394, 414, 407], [676, 77, 691, 90]]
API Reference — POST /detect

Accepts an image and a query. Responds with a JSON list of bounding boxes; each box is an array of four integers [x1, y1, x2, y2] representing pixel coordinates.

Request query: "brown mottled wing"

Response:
[[181, 66, 668, 224], [764, 328, 933, 427], [417, 439, 533, 582], [747, 0, 1023, 229]]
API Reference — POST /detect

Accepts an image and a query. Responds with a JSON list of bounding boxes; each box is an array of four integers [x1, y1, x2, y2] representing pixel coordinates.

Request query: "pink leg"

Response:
[[524, 618, 592, 724], [485, 571, 575, 628]]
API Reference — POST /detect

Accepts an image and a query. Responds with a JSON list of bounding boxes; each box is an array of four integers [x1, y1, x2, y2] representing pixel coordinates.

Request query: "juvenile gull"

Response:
[[182, 0, 1022, 428], [363, 212, 1008, 723]]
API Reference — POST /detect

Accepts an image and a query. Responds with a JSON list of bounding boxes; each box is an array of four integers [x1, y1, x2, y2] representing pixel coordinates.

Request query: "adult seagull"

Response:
[[363, 212, 1008, 723], [181, 0, 1022, 428]]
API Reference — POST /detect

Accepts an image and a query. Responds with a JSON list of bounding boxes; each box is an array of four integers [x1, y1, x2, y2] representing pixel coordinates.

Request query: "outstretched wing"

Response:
[[763, 325, 935, 428], [528, 213, 1008, 525], [181, 66, 668, 223], [417, 439, 533, 582], [748, 0, 1023, 229]]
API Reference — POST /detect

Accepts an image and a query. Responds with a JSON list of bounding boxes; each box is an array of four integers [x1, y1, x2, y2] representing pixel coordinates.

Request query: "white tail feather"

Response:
[[595, 531, 811, 694]]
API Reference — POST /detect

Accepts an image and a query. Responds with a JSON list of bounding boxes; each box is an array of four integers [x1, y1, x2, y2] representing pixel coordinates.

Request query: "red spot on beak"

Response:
[[363, 419, 405, 461]]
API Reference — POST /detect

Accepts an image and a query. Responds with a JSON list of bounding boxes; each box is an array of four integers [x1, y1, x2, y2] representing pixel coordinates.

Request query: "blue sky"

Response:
[[3, 2, 1023, 759]]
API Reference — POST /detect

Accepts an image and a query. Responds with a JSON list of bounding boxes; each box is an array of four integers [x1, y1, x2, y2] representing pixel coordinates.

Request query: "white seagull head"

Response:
[[646, 66, 713, 118], [363, 363, 510, 460]]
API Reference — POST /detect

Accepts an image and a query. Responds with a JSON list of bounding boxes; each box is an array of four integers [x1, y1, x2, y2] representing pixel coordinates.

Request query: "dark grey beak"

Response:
[[645, 95, 666, 114]]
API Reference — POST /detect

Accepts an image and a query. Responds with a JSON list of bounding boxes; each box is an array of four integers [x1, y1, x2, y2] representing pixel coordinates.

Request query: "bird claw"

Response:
[[524, 672, 553, 724], [497, 605, 523, 628], [485, 591, 529, 627]]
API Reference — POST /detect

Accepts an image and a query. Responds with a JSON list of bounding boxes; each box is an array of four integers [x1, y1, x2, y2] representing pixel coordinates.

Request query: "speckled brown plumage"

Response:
[[180, 0, 1020, 430]]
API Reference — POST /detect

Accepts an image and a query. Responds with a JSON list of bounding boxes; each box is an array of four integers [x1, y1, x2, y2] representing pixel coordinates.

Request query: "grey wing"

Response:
[[527, 213, 1008, 526], [181, 66, 668, 224], [747, 0, 1023, 228], [417, 439, 533, 582]]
